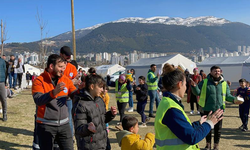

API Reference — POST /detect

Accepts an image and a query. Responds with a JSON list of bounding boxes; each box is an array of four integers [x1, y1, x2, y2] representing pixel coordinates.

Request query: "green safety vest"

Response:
[[155, 97, 200, 150], [147, 72, 158, 91], [115, 80, 129, 103], [199, 79, 227, 109]]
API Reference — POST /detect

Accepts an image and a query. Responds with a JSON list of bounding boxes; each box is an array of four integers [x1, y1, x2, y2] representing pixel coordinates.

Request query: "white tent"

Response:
[[96, 64, 125, 77], [197, 56, 250, 89], [21, 64, 43, 89], [126, 54, 196, 84]]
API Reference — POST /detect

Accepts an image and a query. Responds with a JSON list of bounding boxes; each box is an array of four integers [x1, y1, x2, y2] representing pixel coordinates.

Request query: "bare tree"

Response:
[[36, 8, 48, 69], [1, 20, 9, 57]]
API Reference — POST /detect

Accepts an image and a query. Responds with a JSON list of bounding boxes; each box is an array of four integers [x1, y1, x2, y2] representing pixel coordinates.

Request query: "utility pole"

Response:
[[71, 0, 76, 60], [1, 20, 3, 57]]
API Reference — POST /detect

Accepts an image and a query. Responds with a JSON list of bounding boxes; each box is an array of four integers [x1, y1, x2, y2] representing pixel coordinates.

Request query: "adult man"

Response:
[[2, 55, 9, 86], [147, 64, 160, 118], [59, 46, 79, 140], [16, 58, 25, 89], [191, 65, 241, 150], [32, 54, 78, 150], [0, 51, 7, 121], [8, 55, 18, 90]]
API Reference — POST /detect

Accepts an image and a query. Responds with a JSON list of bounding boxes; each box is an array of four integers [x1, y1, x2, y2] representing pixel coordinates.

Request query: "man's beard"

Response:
[[52, 70, 63, 78]]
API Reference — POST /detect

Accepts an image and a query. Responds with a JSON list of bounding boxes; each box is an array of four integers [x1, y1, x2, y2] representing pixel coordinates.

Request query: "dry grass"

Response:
[[0, 87, 249, 150]]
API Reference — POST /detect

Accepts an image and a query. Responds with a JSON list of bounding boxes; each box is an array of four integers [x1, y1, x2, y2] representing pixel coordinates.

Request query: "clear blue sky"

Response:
[[1, 0, 250, 43]]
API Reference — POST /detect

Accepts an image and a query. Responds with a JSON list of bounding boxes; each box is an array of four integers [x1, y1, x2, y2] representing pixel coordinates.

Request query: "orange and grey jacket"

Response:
[[32, 70, 77, 126]]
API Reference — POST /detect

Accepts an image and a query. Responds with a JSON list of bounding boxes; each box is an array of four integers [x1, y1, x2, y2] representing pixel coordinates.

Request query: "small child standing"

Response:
[[237, 78, 250, 131], [73, 74, 117, 150], [116, 116, 155, 150], [133, 76, 150, 127]]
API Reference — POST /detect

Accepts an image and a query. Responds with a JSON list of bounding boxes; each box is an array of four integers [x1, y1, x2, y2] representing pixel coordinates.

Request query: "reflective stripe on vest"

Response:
[[115, 80, 129, 103], [147, 72, 158, 91], [199, 79, 227, 109], [155, 97, 199, 150], [37, 117, 69, 125]]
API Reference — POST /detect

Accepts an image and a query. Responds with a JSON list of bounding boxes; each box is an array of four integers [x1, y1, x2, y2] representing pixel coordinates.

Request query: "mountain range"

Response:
[[5, 16, 250, 54]]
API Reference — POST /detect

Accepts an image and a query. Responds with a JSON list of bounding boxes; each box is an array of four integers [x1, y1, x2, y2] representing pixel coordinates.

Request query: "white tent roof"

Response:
[[24, 64, 42, 76], [126, 54, 196, 84], [198, 56, 250, 65], [96, 64, 125, 77]]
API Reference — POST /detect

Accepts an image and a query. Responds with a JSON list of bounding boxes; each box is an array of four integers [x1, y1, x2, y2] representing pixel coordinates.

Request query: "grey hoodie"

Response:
[[116, 130, 133, 146]]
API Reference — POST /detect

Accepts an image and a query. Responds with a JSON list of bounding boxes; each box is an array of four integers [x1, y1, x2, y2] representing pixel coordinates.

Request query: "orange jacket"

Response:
[[100, 92, 110, 110], [64, 62, 78, 80], [32, 70, 77, 126]]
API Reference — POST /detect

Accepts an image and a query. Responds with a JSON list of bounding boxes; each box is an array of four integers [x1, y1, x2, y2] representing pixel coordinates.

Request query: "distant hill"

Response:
[[72, 22, 250, 53], [4, 16, 250, 54]]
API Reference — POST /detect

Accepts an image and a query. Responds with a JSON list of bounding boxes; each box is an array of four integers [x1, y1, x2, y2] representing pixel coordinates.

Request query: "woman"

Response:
[[187, 68, 202, 115], [154, 64, 223, 150]]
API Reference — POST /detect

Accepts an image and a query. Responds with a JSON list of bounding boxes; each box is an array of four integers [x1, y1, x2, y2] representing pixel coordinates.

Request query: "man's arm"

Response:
[[147, 73, 158, 83], [225, 84, 236, 103], [191, 80, 204, 96]]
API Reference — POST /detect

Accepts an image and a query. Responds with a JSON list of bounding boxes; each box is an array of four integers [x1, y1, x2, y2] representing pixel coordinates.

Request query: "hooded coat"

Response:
[[116, 130, 155, 150]]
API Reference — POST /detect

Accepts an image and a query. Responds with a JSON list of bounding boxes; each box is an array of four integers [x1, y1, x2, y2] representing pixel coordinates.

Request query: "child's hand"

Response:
[[200, 115, 207, 124], [111, 106, 117, 116], [88, 122, 96, 133]]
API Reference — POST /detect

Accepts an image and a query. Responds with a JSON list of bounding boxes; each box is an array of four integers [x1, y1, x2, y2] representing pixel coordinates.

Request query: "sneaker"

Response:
[[197, 111, 200, 115], [145, 117, 150, 123], [127, 107, 134, 112], [239, 125, 244, 130], [242, 128, 247, 132], [149, 114, 155, 118], [0, 109, 2, 114], [115, 124, 123, 131], [139, 123, 147, 128], [204, 142, 211, 150], [14, 87, 18, 90], [190, 111, 194, 115]]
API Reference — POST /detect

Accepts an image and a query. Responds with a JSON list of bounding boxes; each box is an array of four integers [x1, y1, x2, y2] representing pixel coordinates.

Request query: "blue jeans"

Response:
[[148, 90, 160, 114], [66, 100, 73, 137], [239, 100, 250, 128], [128, 91, 133, 108], [9, 73, 17, 88]]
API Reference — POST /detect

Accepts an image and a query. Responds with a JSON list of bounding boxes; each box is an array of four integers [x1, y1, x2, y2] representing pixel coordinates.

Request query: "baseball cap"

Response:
[[60, 46, 72, 56]]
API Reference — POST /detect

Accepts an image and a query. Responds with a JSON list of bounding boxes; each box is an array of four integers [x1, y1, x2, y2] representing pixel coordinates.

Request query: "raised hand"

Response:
[[207, 109, 224, 125], [53, 82, 66, 96], [111, 106, 117, 116]]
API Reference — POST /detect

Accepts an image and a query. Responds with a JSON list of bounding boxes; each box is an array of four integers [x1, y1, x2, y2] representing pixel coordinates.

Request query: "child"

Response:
[[100, 85, 110, 132], [133, 76, 150, 127], [115, 74, 131, 130], [237, 78, 250, 131], [73, 74, 117, 150], [116, 116, 155, 150]]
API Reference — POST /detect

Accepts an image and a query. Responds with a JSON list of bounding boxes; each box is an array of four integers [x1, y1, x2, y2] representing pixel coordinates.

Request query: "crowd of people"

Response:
[[0, 46, 249, 150]]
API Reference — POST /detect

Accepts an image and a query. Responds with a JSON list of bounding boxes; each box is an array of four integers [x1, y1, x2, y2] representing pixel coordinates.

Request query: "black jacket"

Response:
[[133, 84, 148, 101], [73, 90, 115, 150]]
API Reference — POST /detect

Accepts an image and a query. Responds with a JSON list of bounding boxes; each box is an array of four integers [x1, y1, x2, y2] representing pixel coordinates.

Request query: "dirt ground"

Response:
[[0, 87, 249, 150]]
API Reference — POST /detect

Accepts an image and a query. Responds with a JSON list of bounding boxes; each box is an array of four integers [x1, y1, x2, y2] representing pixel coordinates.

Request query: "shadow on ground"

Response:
[[0, 140, 32, 150], [221, 128, 250, 141], [0, 126, 33, 136]]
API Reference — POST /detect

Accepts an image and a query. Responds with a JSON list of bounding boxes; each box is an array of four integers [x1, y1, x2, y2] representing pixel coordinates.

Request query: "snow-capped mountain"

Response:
[[81, 16, 231, 31], [113, 16, 231, 27]]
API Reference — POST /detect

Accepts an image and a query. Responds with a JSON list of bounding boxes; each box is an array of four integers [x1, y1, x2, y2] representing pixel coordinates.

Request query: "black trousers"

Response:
[[37, 123, 73, 150], [117, 101, 127, 122], [202, 111, 223, 144], [190, 93, 199, 111], [17, 73, 23, 88]]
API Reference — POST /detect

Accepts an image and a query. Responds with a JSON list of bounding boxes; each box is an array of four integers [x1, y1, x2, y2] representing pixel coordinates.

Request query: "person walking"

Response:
[[191, 65, 242, 150], [32, 54, 79, 150], [0, 51, 7, 121], [155, 64, 224, 150], [147, 64, 160, 118], [16, 58, 25, 89], [126, 70, 134, 112]]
